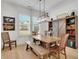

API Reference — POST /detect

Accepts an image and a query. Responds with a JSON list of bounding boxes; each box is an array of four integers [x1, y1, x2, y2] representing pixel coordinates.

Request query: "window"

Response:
[[32, 16, 39, 33], [19, 14, 30, 36]]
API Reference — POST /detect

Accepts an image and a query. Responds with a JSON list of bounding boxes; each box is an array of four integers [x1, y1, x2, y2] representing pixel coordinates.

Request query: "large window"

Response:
[[32, 16, 39, 33], [19, 15, 39, 36], [19, 14, 30, 36]]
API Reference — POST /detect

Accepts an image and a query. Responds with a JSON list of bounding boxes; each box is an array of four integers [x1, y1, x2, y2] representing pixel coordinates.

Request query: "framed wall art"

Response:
[[3, 16, 15, 31]]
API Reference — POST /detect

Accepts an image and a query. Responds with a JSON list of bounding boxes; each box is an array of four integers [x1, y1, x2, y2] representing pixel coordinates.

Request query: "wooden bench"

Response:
[[25, 41, 49, 59]]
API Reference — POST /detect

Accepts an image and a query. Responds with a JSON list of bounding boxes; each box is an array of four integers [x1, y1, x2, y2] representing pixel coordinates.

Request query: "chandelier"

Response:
[[38, 0, 50, 22]]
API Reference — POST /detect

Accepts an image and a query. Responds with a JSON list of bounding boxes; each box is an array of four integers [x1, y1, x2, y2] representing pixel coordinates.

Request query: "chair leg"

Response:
[[2, 44, 5, 50], [64, 49, 67, 59], [9, 43, 12, 50], [58, 50, 60, 59], [15, 41, 17, 47], [43, 54, 48, 59]]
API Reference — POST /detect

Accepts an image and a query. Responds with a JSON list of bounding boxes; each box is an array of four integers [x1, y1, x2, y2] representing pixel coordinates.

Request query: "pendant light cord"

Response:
[[39, 0, 42, 19], [44, 0, 45, 18]]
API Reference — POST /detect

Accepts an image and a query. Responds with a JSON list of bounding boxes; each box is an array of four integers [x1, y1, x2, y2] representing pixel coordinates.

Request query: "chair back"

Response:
[[60, 34, 69, 48], [1, 32, 10, 43]]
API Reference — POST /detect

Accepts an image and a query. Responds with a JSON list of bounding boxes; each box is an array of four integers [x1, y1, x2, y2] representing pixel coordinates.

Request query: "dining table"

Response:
[[32, 35, 61, 48], [32, 35, 61, 59]]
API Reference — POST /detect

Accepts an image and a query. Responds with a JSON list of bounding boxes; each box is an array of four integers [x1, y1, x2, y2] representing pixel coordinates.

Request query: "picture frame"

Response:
[[3, 16, 15, 23], [3, 16, 15, 31]]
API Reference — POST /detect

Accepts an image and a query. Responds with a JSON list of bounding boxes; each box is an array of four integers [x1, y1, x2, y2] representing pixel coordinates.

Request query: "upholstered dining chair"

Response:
[[1, 32, 17, 50], [49, 34, 69, 59]]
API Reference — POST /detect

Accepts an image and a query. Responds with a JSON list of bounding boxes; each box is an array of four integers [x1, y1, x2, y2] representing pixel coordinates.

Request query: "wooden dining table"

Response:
[[32, 35, 61, 48], [31, 35, 61, 59]]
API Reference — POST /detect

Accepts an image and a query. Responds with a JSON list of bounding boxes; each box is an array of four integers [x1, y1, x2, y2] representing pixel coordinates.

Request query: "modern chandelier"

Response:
[[38, 0, 50, 22]]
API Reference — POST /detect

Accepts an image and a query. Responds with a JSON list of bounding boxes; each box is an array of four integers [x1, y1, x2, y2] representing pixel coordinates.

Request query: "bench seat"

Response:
[[25, 41, 49, 59]]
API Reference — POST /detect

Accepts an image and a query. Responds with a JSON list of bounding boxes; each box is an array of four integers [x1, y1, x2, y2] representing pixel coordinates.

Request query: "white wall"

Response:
[[1, 1, 39, 46], [49, 0, 78, 19]]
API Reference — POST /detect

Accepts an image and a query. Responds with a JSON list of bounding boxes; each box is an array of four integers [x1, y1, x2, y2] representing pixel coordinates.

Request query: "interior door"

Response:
[[58, 19, 66, 37], [53, 20, 59, 37], [52, 19, 66, 37]]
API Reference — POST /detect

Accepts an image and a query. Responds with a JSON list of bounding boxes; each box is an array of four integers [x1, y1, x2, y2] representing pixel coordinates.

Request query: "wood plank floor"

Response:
[[1, 44, 78, 59]]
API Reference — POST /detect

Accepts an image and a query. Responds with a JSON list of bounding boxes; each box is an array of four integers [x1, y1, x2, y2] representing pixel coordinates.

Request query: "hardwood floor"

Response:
[[1, 44, 78, 59]]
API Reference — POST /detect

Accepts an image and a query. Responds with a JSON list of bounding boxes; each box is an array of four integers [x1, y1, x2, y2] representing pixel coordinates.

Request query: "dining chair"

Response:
[[49, 34, 69, 59], [1, 32, 17, 50]]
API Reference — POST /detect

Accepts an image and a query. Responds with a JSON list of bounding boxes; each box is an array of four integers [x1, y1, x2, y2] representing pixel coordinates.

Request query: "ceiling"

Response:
[[3, 0, 65, 11]]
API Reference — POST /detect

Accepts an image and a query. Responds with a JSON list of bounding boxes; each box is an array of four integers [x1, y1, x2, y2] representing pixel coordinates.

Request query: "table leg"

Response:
[[26, 44, 29, 50], [33, 38, 36, 44]]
